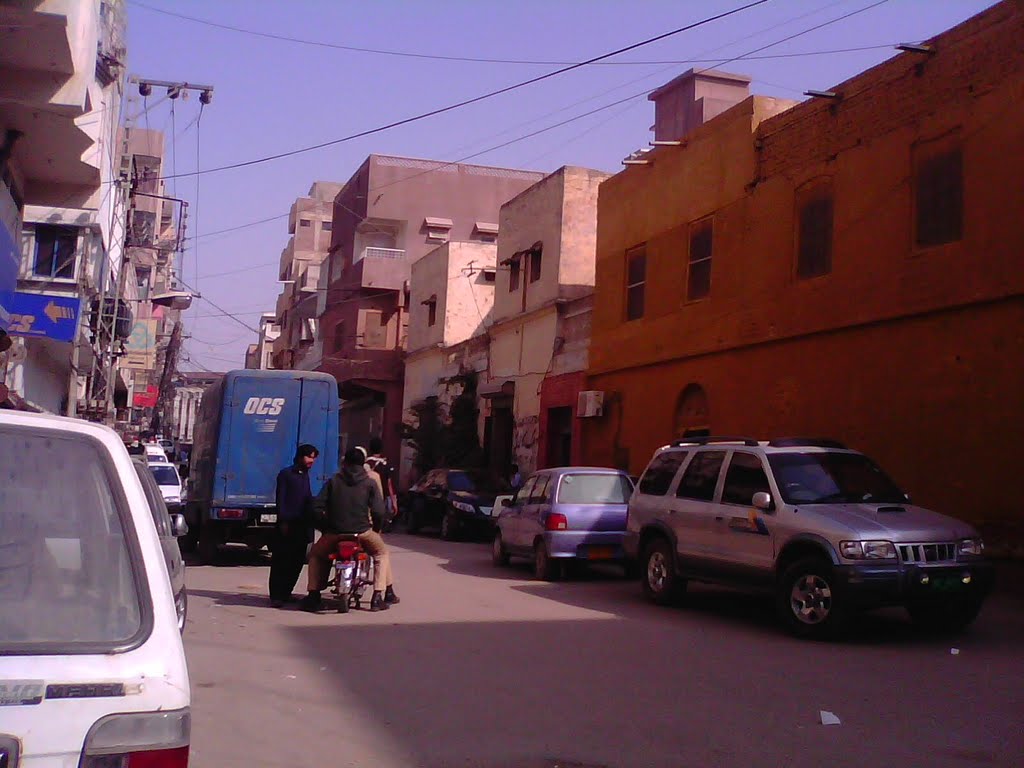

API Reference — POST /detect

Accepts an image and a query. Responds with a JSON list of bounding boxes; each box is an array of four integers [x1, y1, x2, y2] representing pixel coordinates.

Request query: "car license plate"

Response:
[[587, 546, 615, 560], [260, 513, 277, 524]]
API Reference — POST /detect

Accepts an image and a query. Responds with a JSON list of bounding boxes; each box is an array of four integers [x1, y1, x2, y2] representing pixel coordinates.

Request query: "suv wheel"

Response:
[[907, 597, 984, 634], [641, 538, 685, 605], [777, 557, 847, 639]]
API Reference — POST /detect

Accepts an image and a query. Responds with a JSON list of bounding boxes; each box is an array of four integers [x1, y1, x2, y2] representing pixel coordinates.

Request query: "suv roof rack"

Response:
[[767, 437, 847, 449], [671, 436, 759, 447]]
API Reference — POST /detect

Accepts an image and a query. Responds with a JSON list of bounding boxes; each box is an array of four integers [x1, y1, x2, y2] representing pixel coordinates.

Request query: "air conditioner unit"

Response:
[[577, 390, 604, 418]]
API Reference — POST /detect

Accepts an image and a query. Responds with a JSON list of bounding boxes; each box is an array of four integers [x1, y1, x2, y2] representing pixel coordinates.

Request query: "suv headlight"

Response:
[[840, 540, 897, 560], [958, 538, 984, 557], [451, 500, 476, 514]]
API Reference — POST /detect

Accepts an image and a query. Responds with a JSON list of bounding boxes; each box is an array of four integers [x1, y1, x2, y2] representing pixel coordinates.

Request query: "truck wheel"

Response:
[[641, 537, 684, 605], [907, 597, 984, 634], [777, 557, 847, 640], [198, 521, 221, 565]]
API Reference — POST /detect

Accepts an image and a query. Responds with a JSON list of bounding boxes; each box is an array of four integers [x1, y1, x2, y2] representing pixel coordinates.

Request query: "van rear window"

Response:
[[556, 473, 633, 505], [0, 427, 148, 653]]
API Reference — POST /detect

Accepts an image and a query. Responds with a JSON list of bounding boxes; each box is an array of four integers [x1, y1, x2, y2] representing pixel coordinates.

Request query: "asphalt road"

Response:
[[182, 534, 1024, 768]]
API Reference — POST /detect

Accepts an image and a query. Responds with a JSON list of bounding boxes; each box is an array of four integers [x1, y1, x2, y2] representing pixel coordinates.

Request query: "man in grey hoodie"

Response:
[[300, 447, 400, 613]]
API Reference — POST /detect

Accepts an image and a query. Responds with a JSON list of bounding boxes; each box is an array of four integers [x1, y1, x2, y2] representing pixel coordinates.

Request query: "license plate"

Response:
[[587, 546, 615, 560], [259, 514, 277, 524]]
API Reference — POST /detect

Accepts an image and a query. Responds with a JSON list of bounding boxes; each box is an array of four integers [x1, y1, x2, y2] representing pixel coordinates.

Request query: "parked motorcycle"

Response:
[[327, 536, 375, 613]]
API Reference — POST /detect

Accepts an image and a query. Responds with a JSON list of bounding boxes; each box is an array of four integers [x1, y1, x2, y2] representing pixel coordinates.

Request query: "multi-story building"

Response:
[[167, 370, 222, 456], [486, 166, 609, 478], [245, 312, 280, 370], [270, 181, 341, 371], [583, 2, 1024, 549], [316, 154, 544, 464], [0, 0, 129, 414]]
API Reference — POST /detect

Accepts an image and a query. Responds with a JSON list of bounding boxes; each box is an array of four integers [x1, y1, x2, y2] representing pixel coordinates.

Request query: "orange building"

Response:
[[583, 2, 1024, 551]]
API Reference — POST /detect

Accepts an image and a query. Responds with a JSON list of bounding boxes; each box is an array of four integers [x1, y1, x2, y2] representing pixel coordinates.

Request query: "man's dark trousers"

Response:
[[269, 522, 309, 601]]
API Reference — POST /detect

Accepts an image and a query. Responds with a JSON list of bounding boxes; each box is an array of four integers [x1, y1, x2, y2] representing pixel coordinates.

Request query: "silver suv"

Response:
[[626, 437, 994, 639]]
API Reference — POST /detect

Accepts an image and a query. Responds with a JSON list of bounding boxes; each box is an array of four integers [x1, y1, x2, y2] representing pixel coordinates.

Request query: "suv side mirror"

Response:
[[752, 492, 773, 511], [171, 513, 189, 538]]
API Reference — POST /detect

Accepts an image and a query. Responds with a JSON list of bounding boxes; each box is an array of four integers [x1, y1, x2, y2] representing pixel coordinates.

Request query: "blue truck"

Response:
[[184, 370, 339, 563]]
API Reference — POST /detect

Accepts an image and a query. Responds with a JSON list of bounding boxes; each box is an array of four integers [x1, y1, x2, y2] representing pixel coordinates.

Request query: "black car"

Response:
[[405, 468, 511, 540]]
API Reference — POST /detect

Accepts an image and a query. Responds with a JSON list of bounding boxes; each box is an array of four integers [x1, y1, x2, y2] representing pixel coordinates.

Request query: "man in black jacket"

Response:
[[300, 447, 399, 613], [269, 444, 319, 607]]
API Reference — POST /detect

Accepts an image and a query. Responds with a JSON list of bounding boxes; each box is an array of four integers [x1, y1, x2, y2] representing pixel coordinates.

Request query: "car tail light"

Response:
[[81, 710, 190, 768], [214, 508, 246, 520], [545, 513, 569, 531]]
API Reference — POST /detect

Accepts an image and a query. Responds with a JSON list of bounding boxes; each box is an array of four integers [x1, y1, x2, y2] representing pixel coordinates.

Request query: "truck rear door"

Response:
[[220, 376, 302, 504], [297, 377, 336, 493]]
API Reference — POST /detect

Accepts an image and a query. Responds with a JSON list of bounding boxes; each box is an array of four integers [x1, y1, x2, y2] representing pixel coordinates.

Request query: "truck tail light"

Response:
[[215, 508, 246, 520], [81, 710, 190, 768], [545, 513, 569, 531]]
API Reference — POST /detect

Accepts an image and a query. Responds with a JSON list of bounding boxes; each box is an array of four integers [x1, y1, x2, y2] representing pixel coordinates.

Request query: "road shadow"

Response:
[[183, 544, 271, 568], [186, 587, 277, 609]]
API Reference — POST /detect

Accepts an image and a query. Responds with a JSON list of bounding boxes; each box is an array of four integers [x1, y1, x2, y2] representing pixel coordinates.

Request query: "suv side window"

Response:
[[721, 452, 771, 506], [638, 451, 688, 496], [676, 451, 726, 501]]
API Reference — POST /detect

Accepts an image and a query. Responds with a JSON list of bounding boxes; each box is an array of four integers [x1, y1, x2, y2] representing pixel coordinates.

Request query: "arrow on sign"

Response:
[[44, 301, 75, 323]]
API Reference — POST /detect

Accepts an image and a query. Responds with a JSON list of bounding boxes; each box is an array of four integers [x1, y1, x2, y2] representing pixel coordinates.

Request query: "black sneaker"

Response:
[[384, 587, 400, 605], [369, 592, 390, 612], [299, 594, 322, 613]]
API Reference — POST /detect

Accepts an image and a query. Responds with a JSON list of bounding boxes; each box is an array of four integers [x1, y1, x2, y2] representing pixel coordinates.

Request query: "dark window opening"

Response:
[[529, 248, 542, 283], [299, 219, 311, 228], [483, 270, 496, 283], [915, 146, 963, 247], [33, 225, 78, 279], [797, 190, 833, 279], [427, 299, 437, 327], [322, 221, 332, 232], [332, 321, 345, 353], [687, 219, 713, 301], [625, 244, 646, 321], [509, 259, 521, 292]]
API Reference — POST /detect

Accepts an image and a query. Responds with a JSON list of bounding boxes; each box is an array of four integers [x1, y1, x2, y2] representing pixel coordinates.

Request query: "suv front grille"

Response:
[[898, 542, 957, 564]]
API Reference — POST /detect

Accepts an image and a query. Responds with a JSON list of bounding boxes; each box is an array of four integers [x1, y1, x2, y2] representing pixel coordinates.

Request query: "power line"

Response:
[[131, 1, 893, 67], [156, 0, 771, 181]]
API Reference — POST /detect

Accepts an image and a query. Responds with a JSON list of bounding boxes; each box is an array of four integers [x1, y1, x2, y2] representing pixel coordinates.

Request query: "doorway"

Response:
[[546, 406, 573, 468]]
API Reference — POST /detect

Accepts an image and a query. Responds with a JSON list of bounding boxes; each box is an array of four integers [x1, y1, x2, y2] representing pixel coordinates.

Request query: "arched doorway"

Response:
[[674, 383, 710, 438]]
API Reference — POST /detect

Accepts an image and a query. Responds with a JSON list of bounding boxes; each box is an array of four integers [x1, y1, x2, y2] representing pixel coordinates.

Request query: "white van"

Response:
[[148, 462, 184, 508], [144, 443, 170, 465], [0, 412, 191, 766]]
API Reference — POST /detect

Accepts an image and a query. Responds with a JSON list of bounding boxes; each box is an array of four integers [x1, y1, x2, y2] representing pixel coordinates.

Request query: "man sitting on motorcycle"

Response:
[[301, 447, 400, 613]]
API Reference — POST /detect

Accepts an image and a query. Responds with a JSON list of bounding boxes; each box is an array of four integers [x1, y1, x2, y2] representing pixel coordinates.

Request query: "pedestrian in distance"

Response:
[[366, 437, 398, 531], [301, 447, 400, 613], [511, 463, 523, 490], [269, 444, 318, 608]]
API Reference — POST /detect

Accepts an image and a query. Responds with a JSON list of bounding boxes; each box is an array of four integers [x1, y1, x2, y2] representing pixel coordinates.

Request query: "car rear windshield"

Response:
[[448, 470, 510, 494], [556, 473, 633, 505], [768, 451, 908, 505], [150, 465, 180, 487], [0, 427, 148, 653]]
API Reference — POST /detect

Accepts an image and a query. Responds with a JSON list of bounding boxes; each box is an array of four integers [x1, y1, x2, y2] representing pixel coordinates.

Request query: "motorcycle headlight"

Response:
[[958, 538, 984, 557], [840, 540, 896, 560], [451, 500, 476, 514]]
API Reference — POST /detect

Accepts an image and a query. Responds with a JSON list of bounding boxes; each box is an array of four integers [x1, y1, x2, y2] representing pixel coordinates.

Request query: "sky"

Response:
[[123, 0, 998, 372]]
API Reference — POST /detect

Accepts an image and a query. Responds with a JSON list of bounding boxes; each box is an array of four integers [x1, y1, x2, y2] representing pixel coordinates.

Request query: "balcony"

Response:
[[346, 248, 408, 292], [355, 246, 404, 263]]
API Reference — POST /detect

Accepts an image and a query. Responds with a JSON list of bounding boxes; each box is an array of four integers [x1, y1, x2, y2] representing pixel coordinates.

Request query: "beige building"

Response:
[[271, 181, 342, 370], [245, 312, 280, 370], [401, 241, 497, 485]]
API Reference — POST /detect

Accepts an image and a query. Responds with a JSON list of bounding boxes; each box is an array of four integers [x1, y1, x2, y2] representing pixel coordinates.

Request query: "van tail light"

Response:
[[214, 508, 246, 520], [82, 710, 190, 768], [545, 513, 569, 531]]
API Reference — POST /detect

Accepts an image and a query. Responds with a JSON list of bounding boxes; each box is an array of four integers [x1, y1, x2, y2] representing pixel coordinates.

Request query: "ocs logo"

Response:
[[243, 397, 285, 416]]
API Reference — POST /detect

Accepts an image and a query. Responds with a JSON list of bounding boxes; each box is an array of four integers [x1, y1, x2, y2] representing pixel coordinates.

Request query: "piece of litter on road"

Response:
[[320, 666, 327, 671], [951, 648, 960, 655], [819, 711, 841, 726], [285, 675, 297, 680]]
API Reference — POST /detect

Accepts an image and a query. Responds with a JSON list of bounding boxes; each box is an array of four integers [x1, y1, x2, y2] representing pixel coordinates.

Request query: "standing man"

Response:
[[269, 444, 319, 608], [301, 447, 399, 613], [510, 463, 523, 490], [366, 437, 398, 530]]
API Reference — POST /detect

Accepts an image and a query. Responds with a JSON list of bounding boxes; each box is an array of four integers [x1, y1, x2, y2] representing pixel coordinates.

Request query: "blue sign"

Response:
[[0, 222, 17, 333], [6, 291, 82, 343]]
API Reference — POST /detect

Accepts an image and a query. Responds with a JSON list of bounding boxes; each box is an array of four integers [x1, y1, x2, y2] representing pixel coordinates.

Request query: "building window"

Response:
[[322, 221, 332, 232], [625, 244, 646, 321], [299, 219, 311, 228], [796, 182, 834, 279], [424, 217, 453, 244], [33, 225, 78, 279], [483, 269, 496, 283], [687, 218, 713, 301], [509, 257, 521, 293], [915, 145, 963, 247], [425, 297, 437, 327], [332, 321, 345, 353], [426, 227, 449, 243], [529, 247, 542, 283]]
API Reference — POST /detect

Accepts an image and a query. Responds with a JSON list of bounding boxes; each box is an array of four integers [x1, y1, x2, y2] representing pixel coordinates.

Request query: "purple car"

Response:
[[492, 467, 635, 580]]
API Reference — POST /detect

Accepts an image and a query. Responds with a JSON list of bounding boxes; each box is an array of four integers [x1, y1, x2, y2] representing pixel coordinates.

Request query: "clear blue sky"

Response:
[[124, 0, 997, 372]]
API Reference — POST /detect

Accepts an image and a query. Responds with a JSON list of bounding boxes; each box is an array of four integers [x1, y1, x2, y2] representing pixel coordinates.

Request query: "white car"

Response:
[[149, 462, 183, 508], [145, 443, 170, 465], [0, 411, 191, 765]]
